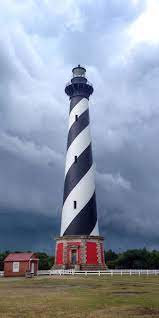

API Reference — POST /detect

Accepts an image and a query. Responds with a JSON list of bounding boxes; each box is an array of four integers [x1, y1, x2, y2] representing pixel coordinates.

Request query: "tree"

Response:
[[36, 252, 54, 270], [105, 249, 118, 269], [0, 251, 10, 271], [111, 248, 151, 269]]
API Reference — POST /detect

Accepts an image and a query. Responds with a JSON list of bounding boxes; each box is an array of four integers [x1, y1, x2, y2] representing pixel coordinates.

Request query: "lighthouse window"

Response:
[[74, 156, 77, 163], [75, 115, 78, 122], [74, 201, 77, 209]]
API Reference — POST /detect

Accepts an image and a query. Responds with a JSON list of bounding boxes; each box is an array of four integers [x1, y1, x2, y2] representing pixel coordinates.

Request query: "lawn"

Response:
[[0, 275, 159, 318]]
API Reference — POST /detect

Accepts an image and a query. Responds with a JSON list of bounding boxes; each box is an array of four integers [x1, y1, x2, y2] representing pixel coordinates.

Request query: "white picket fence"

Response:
[[37, 269, 159, 276], [0, 269, 159, 278]]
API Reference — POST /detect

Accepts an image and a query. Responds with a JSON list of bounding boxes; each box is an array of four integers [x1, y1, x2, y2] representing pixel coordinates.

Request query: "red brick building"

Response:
[[4, 253, 39, 277], [54, 236, 105, 270]]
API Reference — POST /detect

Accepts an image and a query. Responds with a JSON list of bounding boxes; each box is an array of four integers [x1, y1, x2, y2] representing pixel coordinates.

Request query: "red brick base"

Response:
[[54, 235, 106, 270]]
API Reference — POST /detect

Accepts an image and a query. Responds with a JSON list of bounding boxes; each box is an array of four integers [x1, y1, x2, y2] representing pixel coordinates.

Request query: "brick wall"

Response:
[[4, 261, 29, 277], [56, 242, 64, 265], [86, 242, 98, 265], [4, 260, 38, 277], [100, 242, 105, 264]]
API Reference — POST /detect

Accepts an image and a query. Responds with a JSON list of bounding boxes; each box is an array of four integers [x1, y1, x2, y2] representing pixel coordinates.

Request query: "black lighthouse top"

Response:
[[65, 65, 93, 99]]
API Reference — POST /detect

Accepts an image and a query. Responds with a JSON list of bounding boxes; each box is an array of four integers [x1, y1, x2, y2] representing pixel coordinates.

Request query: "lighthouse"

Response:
[[54, 65, 106, 270]]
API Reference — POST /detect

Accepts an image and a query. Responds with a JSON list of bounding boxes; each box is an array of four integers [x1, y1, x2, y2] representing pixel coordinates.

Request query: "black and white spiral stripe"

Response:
[[60, 96, 99, 236]]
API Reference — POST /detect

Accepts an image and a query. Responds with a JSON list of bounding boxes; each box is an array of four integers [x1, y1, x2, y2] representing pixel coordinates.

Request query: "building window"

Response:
[[74, 201, 77, 209], [13, 262, 20, 272], [74, 156, 77, 163], [75, 115, 78, 122]]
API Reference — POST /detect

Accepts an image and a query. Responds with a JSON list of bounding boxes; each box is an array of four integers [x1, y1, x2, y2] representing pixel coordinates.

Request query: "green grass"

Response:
[[0, 275, 159, 317]]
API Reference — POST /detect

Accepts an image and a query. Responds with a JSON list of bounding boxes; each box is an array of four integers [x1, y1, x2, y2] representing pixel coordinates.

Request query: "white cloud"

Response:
[[0, 131, 63, 167], [97, 171, 131, 191], [128, 0, 159, 46]]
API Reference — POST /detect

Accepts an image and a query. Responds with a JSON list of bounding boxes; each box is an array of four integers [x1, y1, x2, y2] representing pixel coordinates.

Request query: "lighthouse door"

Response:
[[71, 250, 77, 264]]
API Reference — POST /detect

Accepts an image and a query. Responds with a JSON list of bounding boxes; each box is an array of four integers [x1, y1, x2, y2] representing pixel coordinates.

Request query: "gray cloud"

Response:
[[0, 0, 158, 252]]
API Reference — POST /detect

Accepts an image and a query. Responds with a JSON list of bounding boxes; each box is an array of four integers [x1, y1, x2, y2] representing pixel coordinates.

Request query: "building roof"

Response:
[[4, 253, 38, 262]]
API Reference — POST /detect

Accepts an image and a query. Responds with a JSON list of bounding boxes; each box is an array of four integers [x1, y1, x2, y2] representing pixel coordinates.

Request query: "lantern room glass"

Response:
[[72, 65, 86, 77]]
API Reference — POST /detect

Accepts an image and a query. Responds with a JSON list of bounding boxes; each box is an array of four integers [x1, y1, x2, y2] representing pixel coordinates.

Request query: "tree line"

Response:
[[105, 248, 159, 269], [1, 249, 159, 270]]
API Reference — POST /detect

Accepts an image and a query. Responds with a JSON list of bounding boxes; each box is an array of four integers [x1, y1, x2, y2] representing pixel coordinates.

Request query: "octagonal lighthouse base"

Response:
[[54, 236, 106, 270]]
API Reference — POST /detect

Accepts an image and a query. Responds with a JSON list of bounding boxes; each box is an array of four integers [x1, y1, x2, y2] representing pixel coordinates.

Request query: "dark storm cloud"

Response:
[[0, 145, 63, 213], [0, 0, 159, 252], [94, 42, 159, 250], [0, 207, 59, 253]]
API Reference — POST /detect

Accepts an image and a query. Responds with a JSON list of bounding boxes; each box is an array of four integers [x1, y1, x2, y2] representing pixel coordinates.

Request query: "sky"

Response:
[[0, 0, 159, 254]]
